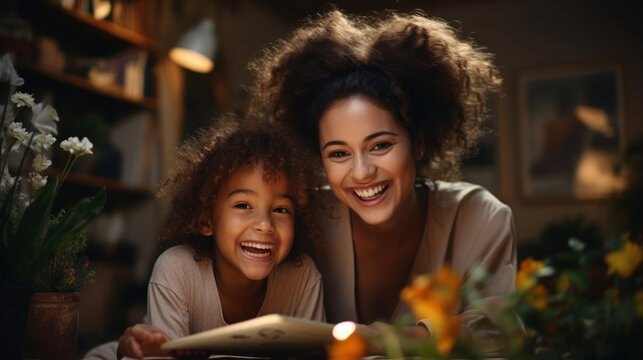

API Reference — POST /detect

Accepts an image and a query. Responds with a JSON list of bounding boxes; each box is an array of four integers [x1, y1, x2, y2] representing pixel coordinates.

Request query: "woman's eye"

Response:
[[273, 207, 292, 214], [233, 203, 251, 209], [328, 150, 348, 158], [372, 142, 392, 151]]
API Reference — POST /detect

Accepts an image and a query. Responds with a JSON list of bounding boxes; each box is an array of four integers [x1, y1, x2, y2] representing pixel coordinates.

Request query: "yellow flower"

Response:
[[605, 240, 643, 278], [401, 266, 461, 354], [635, 291, 643, 318], [62, 267, 76, 286], [516, 257, 545, 290], [556, 273, 570, 292], [526, 284, 548, 311], [327, 333, 367, 360]]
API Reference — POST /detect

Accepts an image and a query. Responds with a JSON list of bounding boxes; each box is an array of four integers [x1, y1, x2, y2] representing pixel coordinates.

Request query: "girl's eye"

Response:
[[233, 203, 251, 209], [273, 207, 292, 214], [328, 150, 348, 158], [372, 142, 392, 151]]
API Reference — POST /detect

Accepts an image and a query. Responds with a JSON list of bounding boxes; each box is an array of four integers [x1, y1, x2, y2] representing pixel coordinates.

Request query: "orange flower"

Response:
[[401, 266, 461, 354], [516, 257, 546, 290], [605, 239, 643, 278], [327, 333, 367, 360], [525, 284, 548, 311]]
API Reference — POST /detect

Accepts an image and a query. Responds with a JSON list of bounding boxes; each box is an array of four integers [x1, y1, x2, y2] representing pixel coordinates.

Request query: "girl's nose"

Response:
[[351, 154, 376, 183], [253, 213, 275, 234]]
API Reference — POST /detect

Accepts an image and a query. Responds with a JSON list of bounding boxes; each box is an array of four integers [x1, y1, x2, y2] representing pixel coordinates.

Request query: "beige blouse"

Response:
[[312, 181, 517, 355], [146, 245, 325, 339]]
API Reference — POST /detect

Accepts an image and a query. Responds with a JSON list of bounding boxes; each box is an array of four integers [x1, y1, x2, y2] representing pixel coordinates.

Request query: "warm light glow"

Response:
[[93, 0, 111, 20], [574, 105, 613, 137], [169, 48, 214, 73], [332, 321, 357, 341]]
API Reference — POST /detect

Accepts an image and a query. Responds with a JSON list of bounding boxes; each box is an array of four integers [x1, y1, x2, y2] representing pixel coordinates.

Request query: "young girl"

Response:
[[115, 117, 324, 358]]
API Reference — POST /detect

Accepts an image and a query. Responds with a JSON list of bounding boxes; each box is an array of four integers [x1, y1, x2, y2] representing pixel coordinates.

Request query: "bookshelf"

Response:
[[8, 0, 161, 202], [18, 64, 157, 110]]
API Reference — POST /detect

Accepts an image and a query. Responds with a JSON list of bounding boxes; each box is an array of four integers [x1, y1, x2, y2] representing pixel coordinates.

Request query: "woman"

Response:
[[250, 10, 516, 354]]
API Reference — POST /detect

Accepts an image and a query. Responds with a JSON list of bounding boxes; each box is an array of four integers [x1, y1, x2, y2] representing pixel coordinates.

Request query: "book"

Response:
[[161, 314, 337, 356]]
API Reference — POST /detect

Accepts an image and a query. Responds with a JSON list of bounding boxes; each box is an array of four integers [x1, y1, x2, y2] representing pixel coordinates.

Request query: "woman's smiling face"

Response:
[[318, 95, 421, 227]]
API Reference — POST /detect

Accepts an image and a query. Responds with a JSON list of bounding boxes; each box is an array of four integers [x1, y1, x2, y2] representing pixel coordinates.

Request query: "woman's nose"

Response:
[[351, 154, 376, 182], [253, 212, 275, 234]]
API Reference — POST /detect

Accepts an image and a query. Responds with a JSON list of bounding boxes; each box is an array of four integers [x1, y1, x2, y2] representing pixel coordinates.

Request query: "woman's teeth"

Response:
[[354, 183, 387, 200], [241, 242, 273, 258]]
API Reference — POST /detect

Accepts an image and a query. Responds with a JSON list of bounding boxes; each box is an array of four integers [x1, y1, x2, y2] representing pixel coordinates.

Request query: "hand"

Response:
[[117, 324, 171, 359]]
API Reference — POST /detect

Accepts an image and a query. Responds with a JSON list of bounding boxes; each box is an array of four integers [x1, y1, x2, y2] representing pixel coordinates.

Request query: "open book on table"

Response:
[[161, 314, 357, 356]]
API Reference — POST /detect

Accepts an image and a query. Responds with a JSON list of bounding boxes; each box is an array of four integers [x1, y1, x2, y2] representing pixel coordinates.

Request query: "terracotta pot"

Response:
[[23, 292, 80, 360]]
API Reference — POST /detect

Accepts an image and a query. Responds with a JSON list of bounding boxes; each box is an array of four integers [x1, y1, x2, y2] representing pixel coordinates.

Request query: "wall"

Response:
[[425, 0, 643, 241]]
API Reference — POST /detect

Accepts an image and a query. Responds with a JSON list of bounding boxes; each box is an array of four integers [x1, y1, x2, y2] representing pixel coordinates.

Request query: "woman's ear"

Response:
[[414, 134, 426, 161], [198, 211, 214, 236]]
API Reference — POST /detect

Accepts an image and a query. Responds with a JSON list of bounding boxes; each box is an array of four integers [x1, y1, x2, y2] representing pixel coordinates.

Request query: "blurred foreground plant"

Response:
[[1, 53, 105, 291], [327, 233, 642, 359]]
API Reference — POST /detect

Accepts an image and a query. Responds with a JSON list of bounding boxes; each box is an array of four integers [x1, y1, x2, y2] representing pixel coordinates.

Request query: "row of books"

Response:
[[84, 49, 152, 99]]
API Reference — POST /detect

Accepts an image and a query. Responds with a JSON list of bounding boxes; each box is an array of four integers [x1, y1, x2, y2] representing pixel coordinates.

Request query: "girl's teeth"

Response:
[[355, 184, 386, 199], [241, 242, 273, 250], [241, 242, 273, 258]]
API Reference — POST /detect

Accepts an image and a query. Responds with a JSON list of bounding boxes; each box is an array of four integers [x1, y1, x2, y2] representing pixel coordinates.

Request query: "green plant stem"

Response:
[[54, 153, 77, 197], [0, 132, 35, 246], [383, 327, 404, 359], [0, 86, 9, 160], [0, 107, 24, 179]]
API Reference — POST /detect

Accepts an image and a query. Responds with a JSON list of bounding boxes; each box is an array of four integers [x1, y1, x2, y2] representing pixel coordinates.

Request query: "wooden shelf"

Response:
[[21, 0, 161, 53], [54, 3, 161, 52], [18, 65, 157, 111], [47, 170, 154, 196]]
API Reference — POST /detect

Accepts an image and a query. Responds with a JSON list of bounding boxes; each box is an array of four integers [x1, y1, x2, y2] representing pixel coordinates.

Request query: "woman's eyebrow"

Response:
[[364, 131, 397, 142], [321, 131, 398, 151], [321, 140, 346, 151]]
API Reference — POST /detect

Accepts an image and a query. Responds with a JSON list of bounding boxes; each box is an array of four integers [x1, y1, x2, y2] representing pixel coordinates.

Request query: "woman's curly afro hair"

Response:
[[250, 10, 502, 180], [157, 114, 322, 262]]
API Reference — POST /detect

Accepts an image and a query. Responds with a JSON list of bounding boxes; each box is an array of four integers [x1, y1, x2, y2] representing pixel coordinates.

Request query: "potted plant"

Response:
[[1, 54, 106, 359]]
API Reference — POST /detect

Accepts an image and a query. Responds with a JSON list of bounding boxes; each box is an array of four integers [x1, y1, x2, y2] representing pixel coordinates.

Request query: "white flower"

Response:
[[0, 54, 24, 86], [28, 172, 47, 191], [1, 168, 19, 193], [60, 136, 93, 156], [32, 153, 52, 172], [30, 133, 56, 153], [6, 121, 32, 150], [568, 237, 586, 252], [11, 92, 35, 108], [30, 103, 59, 135], [0, 167, 14, 192]]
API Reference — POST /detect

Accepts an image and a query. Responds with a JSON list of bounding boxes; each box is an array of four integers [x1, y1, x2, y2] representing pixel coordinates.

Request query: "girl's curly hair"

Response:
[[157, 115, 322, 262], [250, 10, 501, 180]]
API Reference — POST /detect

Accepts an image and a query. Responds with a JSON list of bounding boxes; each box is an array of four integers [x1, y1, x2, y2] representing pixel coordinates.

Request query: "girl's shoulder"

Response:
[[151, 245, 210, 283], [156, 244, 201, 264]]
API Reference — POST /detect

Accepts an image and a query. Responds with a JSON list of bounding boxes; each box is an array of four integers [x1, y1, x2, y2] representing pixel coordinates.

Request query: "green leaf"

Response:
[[13, 177, 59, 283], [31, 188, 106, 276], [567, 270, 589, 291]]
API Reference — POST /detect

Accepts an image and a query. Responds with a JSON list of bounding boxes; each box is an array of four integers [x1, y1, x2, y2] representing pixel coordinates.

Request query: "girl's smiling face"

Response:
[[199, 162, 295, 281], [318, 95, 422, 227]]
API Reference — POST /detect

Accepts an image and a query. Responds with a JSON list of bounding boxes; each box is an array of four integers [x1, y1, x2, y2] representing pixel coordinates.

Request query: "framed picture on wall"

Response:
[[518, 63, 625, 201]]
